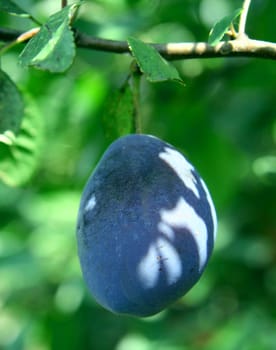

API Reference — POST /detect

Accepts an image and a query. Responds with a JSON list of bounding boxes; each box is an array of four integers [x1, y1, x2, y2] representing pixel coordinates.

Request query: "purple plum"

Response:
[[77, 134, 217, 317]]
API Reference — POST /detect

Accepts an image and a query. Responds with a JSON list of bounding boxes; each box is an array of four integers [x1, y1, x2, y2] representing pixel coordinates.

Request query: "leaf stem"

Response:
[[239, 0, 252, 37], [229, 23, 238, 39], [29, 15, 42, 26]]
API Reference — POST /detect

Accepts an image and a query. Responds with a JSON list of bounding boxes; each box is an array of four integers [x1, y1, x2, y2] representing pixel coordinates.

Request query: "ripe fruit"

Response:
[[77, 134, 217, 317]]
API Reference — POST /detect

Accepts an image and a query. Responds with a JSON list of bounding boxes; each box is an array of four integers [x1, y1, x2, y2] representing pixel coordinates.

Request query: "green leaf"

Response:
[[0, 0, 30, 17], [103, 82, 135, 143], [0, 69, 24, 141], [127, 37, 184, 84], [19, 5, 78, 72], [208, 8, 242, 46], [0, 95, 44, 186]]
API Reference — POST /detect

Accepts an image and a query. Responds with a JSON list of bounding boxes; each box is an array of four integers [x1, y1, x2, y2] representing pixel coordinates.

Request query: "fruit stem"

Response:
[[131, 61, 142, 134]]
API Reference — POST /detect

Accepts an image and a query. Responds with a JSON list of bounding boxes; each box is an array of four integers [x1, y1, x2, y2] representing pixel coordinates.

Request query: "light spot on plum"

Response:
[[158, 221, 175, 239], [200, 179, 217, 240], [156, 237, 182, 284], [85, 195, 96, 212], [159, 147, 199, 198], [137, 244, 159, 288], [137, 237, 182, 288], [159, 197, 208, 271]]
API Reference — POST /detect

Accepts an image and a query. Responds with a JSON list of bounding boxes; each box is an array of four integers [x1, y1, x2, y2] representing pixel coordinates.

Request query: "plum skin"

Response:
[[77, 134, 217, 317]]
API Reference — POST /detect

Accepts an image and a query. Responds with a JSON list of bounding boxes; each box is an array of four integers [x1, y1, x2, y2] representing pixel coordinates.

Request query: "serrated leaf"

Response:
[[0, 95, 44, 186], [103, 83, 135, 143], [208, 8, 242, 46], [0, 0, 30, 17], [128, 37, 184, 84], [19, 5, 77, 72], [0, 69, 24, 138]]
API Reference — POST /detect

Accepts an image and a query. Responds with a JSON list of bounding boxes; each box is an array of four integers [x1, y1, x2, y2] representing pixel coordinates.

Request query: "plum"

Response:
[[77, 134, 217, 317]]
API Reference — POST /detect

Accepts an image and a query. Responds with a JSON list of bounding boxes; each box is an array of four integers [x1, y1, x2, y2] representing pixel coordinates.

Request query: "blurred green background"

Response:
[[0, 0, 276, 349]]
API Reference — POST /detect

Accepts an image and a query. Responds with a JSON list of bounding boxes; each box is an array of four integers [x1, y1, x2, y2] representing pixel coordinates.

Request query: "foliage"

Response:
[[0, 69, 24, 135], [0, 0, 30, 17], [208, 8, 242, 45], [19, 4, 77, 72], [0, 0, 276, 349], [128, 37, 183, 84]]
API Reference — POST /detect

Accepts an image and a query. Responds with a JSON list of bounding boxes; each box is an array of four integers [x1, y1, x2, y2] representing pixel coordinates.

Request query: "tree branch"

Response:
[[76, 32, 276, 60], [1, 27, 276, 61], [0, 28, 23, 42]]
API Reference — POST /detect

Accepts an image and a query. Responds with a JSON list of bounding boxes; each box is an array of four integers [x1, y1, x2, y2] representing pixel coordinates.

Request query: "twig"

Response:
[[0, 28, 26, 41], [16, 28, 40, 43], [0, 27, 276, 61], [239, 0, 252, 37], [0, 28, 40, 56]]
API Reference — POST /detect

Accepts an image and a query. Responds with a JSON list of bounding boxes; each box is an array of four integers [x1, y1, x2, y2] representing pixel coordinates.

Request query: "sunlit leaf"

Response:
[[0, 95, 44, 186], [103, 82, 135, 142], [208, 8, 242, 46], [0, 0, 30, 17], [128, 37, 184, 84], [0, 70, 24, 139], [19, 5, 78, 72]]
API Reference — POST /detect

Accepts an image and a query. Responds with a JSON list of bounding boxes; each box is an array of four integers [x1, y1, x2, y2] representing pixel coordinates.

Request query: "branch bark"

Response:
[[1, 27, 276, 61]]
